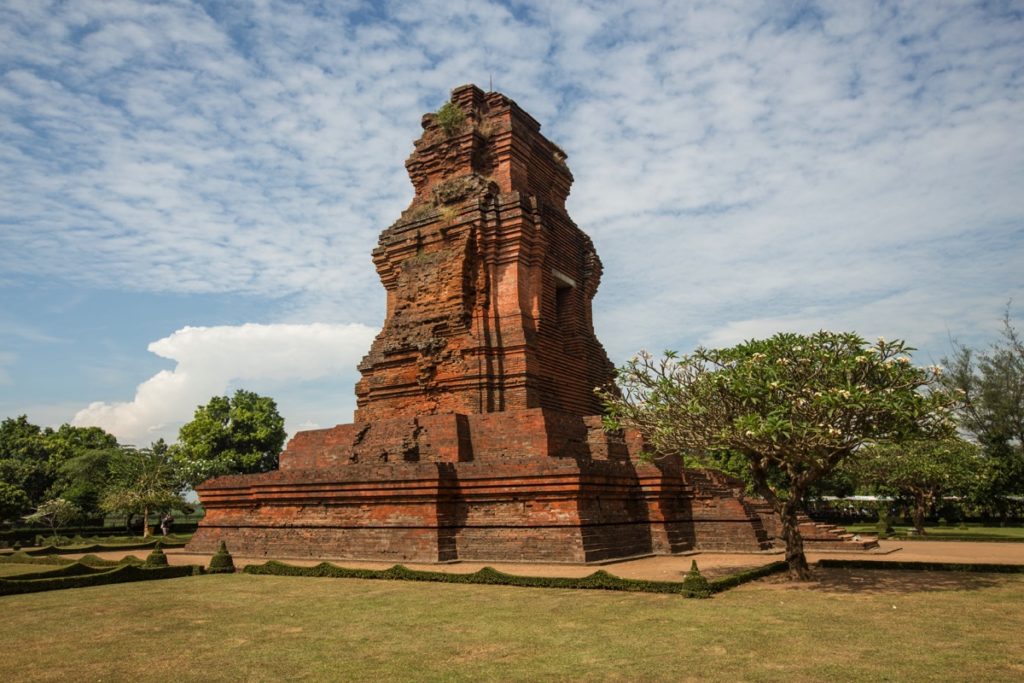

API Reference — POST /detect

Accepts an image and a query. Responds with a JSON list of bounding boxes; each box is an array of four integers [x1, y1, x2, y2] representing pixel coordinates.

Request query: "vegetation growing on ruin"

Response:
[[435, 101, 465, 136]]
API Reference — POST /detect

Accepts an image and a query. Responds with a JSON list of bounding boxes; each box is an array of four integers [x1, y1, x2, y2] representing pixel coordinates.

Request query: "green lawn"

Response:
[[0, 570, 1022, 682], [844, 523, 1024, 540]]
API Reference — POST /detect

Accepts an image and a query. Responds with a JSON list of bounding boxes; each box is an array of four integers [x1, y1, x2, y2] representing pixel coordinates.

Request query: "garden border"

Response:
[[241, 559, 790, 597]]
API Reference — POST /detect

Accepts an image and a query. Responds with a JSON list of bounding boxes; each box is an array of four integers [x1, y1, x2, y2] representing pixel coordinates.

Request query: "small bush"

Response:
[[435, 102, 465, 136], [681, 560, 711, 597], [144, 542, 168, 568], [207, 540, 235, 574]]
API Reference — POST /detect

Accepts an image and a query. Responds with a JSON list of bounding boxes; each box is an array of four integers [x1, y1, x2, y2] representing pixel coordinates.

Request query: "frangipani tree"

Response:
[[849, 438, 982, 534], [598, 331, 954, 579], [100, 446, 184, 538], [24, 497, 80, 543]]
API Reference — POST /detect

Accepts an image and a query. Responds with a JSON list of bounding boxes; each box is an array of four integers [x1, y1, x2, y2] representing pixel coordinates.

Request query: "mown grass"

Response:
[[844, 523, 1024, 540], [0, 570, 1022, 682]]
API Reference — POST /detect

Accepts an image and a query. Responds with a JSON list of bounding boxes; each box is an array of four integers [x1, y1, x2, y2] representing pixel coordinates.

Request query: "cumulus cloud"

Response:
[[72, 323, 377, 444]]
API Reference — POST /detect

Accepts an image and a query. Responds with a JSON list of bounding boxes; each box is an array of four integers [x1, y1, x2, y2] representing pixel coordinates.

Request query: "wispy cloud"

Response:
[[1, 1, 1022, 437]]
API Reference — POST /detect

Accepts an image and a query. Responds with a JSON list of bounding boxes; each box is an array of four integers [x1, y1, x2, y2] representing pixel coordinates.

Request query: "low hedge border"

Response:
[[244, 562, 704, 596], [0, 551, 145, 568], [708, 561, 789, 591], [0, 524, 199, 546], [242, 559, 789, 597], [817, 559, 1024, 573], [2, 562, 113, 581], [881, 535, 1024, 544], [0, 564, 202, 596], [0, 538, 187, 557]]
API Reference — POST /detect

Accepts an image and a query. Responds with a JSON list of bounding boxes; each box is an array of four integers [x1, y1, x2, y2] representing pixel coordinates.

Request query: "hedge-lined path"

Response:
[[49, 538, 1024, 582]]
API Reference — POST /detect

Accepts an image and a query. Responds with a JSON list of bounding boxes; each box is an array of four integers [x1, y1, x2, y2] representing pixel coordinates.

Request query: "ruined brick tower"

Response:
[[187, 86, 775, 562], [355, 84, 613, 423]]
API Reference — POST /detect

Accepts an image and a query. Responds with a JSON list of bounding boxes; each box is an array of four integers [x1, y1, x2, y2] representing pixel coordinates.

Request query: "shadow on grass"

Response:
[[757, 568, 1011, 594]]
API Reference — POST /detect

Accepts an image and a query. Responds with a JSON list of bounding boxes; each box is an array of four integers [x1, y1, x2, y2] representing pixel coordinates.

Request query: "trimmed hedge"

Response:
[[0, 564, 202, 596], [144, 543, 169, 568], [0, 551, 145, 568], [207, 541, 235, 574], [883, 535, 1024, 544], [817, 559, 1024, 573], [242, 560, 788, 596], [2, 562, 112, 581], [243, 561, 705, 595], [707, 561, 789, 592], [0, 537, 188, 557], [30, 533, 194, 548], [0, 523, 199, 546]]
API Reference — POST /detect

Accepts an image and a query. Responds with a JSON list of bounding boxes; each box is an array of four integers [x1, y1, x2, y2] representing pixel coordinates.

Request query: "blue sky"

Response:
[[1, 0, 1021, 445]]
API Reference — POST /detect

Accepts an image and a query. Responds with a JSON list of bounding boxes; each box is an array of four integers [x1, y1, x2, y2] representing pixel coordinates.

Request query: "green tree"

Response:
[[50, 446, 121, 517], [0, 481, 31, 523], [101, 446, 185, 538], [848, 438, 981, 534], [0, 418, 120, 514], [42, 423, 120, 516], [599, 332, 953, 580], [0, 415, 52, 506], [24, 497, 80, 541], [942, 310, 1024, 520], [42, 424, 118, 467], [173, 390, 287, 487]]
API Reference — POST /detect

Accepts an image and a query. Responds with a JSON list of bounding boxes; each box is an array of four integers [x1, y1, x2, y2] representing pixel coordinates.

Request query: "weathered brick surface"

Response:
[[354, 84, 614, 422], [190, 85, 780, 563]]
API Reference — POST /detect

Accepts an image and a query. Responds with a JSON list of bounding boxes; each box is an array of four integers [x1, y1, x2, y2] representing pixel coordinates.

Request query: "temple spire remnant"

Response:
[[187, 85, 782, 563]]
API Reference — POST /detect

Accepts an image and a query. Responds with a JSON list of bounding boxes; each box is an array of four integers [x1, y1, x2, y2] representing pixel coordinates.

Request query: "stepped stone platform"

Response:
[[188, 84, 865, 563]]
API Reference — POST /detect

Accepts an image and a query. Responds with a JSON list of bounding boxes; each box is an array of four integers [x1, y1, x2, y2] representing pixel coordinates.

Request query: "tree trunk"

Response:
[[912, 493, 929, 535], [142, 505, 150, 538], [779, 501, 811, 580], [749, 466, 811, 581]]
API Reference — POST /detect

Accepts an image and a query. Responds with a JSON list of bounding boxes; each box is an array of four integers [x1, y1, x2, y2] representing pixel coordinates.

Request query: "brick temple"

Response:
[[188, 85, 863, 562]]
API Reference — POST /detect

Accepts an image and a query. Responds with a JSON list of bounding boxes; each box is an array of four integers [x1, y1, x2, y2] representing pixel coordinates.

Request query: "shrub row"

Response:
[[817, 559, 1024, 573], [0, 551, 145, 568], [707, 561, 789, 592], [0, 537, 188, 557], [28, 533, 193, 548], [885, 535, 1024, 544], [243, 561, 710, 596], [3, 562, 112, 581], [0, 564, 202, 597], [242, 560, 789, 597], [0, 525, 198, 547]]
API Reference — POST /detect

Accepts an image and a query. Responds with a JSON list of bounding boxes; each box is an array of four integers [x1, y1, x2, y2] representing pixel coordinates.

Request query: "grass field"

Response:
[[1, 569, 1022, 682], [843, 523, 1024, 540]]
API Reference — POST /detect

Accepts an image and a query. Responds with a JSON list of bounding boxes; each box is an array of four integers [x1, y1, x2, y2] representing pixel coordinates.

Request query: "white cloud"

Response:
[[72, 323, 378, 445]]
